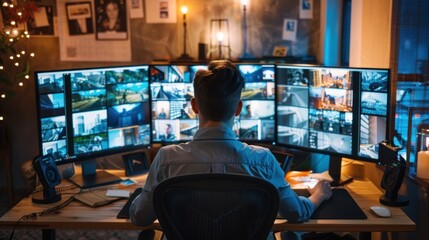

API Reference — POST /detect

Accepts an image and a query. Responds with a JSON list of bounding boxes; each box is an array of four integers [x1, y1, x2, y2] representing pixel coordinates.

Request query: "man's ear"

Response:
[[235, 100, 243, 116], [191, 97, 199, 114]]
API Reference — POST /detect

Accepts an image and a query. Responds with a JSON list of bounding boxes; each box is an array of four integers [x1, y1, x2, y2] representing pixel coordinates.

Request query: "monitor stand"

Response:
[[68, 159, 122, 189], [329, 155, 353, 187]]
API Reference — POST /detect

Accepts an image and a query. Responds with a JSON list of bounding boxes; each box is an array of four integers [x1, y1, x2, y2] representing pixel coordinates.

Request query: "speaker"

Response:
[[198, 43, 207, 61], [32, 155, 62, 204], [378, 142, 409, 207]]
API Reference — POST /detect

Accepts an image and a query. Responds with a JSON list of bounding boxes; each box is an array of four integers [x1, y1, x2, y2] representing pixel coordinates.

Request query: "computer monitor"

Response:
[[358, 69, 389, 160], [150, 64, 206, 143], [276, 64, 390, 185], [235, 64, 276, 143], [35, 65, 151, 188], [150, 63, 276, 144]]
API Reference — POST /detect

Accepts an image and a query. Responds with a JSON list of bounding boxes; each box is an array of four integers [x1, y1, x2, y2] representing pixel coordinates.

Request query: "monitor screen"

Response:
[[358, 69, 389, 159], [276, 65, 390, 161], [235, 64, 276, 142], [35, 65, 151, 163], [150, 63, 276, 143], [150, 64, 206, 143]]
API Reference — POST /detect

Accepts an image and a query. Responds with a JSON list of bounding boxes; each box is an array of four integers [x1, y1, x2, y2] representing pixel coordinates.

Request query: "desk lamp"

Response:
[[176, 5, 193, 61], [240, 0, 253, 59]]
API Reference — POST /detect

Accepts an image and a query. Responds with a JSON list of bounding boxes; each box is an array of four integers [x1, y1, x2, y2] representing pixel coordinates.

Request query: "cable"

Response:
[[8, 196, 75, 240], [31, 184, 80, 195]]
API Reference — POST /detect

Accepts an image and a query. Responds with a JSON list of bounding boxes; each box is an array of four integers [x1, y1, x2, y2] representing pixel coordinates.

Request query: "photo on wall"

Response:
[[66, 2, 94, 35], [95, 0, 128, 40]]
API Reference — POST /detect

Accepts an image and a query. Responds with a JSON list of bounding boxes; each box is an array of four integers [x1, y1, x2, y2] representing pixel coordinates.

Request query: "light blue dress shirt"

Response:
[[130, 126, 314, 226]]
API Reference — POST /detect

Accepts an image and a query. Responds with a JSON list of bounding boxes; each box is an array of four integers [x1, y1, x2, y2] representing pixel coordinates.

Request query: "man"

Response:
[[130, 60, 332, 238]]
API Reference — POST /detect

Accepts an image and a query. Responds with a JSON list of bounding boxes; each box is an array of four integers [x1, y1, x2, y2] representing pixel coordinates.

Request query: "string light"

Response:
[[0, 0, 37, 120]]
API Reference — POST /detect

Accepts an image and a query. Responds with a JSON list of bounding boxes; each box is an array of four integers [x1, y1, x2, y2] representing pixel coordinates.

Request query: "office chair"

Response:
[[153, 173, 279, 240]]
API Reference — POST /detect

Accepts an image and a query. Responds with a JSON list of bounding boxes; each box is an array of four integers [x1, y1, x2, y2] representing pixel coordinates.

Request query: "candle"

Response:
[[417, 151, 429, 179]]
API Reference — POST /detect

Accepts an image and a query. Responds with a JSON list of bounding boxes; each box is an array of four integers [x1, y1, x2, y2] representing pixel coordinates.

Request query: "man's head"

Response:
[[192, 60, 245, 123]]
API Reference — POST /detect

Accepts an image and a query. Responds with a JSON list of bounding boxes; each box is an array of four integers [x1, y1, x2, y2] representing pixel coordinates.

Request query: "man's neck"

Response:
[[199, 120, 233, 128]]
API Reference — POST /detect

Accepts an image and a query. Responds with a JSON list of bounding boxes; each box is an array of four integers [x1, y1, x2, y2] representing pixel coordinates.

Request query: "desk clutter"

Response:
[[74, 189, 130, 208]]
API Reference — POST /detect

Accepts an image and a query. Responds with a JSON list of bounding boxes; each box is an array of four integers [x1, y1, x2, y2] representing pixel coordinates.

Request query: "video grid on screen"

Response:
[[36, 71, 68, 159], [276, 66, 354, 155], [358, 69, 389, 160], [36, 66, 151, 160], [150, 65, 205, 142], [237, 64, 276, 142], [70, 66, 151, 155]]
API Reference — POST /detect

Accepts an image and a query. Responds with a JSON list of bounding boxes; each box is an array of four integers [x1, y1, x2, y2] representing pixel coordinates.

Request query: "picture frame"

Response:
[[122, 151, 150, 176], [66, 2, 94, 36], [94, 0, 128, 40], [273, 46, 288, 57]]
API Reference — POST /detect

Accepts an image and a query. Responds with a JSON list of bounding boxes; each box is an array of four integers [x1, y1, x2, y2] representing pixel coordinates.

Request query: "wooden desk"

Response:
[[0, 170, 415, 240], [274, 178, 415, 239]]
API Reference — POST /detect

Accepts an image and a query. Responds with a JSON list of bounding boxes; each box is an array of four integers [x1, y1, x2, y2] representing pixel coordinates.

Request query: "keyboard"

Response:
[[116, 187, 143, 219]]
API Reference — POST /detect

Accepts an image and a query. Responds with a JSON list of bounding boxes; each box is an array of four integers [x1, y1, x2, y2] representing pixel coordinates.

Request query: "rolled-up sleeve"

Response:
[[267, 154, 315, 223], [278, 186, 314, 223], [129, 153, 161, 226]]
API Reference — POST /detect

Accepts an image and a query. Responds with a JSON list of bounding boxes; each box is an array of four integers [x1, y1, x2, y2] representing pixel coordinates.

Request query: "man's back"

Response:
[[153, 127, 281, 184]]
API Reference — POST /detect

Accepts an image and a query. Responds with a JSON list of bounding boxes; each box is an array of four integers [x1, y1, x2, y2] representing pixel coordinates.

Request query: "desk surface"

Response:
[[0, 170, 415, 234]]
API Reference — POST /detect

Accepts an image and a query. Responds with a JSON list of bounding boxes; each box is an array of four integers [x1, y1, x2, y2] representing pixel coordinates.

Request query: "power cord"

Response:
[[8, 196, 75, 240]]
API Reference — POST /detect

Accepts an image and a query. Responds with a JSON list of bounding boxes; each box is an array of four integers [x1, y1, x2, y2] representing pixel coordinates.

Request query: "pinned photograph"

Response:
[[300, 0, 313, 19], [66, 2, 94, 35], [95, 0, 128, 40], [130, 0, 144, 18], [282, 19, 298, 41], [146, 0, 177, 23]]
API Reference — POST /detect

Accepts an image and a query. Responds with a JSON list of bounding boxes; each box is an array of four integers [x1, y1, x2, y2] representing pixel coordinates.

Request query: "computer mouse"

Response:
[[370, 205, 391, 217]]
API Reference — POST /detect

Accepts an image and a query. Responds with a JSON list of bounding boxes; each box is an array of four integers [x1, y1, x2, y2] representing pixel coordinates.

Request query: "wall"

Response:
[[349, 0, 392, 68], [0, 0, 321, 191]]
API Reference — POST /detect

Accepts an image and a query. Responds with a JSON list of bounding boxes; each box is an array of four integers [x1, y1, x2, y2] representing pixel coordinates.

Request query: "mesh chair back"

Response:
[[153, 173, 279, 240]]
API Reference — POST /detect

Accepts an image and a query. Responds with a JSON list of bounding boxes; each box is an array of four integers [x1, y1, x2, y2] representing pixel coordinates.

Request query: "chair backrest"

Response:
[[153, 173, 279, 240]]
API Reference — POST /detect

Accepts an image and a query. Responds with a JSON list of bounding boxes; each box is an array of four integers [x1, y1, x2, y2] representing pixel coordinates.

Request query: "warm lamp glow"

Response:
[[241, 0, 249, 6], [217, 32, 224, 42], [19, 82, 23, 86], [1, 94, 5, 98], [0, 116, 4, 121], [181, 6, 188, 14]]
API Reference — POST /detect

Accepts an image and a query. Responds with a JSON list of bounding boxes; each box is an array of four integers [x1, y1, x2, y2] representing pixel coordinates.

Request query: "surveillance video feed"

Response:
[[237, 64, 276, 142], [358, 69, 389, 160], [37, 72, 65, 94], [35, 65, 151, 161], [276, 65, 353, 155], [150, 65, 205, 142]]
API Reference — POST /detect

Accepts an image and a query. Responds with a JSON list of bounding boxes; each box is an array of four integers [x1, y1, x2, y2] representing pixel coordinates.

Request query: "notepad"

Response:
[[106, 189, 131, 198], [74, 189, 121, 208]]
